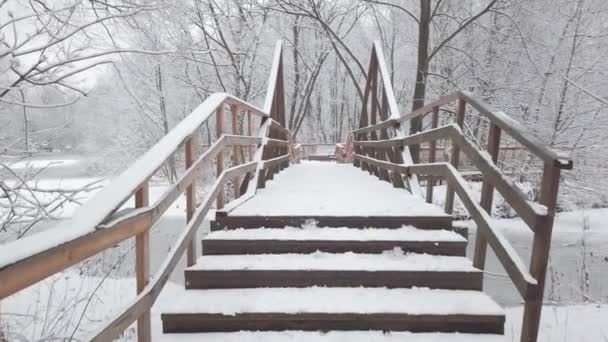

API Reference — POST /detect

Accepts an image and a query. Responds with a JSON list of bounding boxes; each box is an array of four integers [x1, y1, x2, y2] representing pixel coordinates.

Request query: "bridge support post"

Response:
[[185, 137, 197, 267], [444, 98, 466, 213], [474, 123, 502, 272], [425, 106, 439, 202], [521, 163, 561, 342], [135, 182, 151, 342], [216, 106, 225, 209], [231, 104, 242, 198]]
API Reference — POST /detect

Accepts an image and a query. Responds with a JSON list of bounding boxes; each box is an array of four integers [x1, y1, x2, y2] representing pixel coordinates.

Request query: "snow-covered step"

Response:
[[202, 226, 467, 256], [161, 287, 505, 334], [160, 331, 506, 341], [185, 251, 482, 290], [212, 212, 455, 230]]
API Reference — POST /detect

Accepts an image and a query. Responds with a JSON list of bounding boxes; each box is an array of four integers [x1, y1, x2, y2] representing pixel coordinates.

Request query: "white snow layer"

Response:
[[231, 161, 448, 217], [206, 225, 465, 241], [188, 250, 478, 272], [0, 93, 253, 269], [161, 287, 503, 316]]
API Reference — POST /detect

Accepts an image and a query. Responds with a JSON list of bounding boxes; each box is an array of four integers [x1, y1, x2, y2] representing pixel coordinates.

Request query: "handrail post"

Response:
[[185, 137, 197, 267], [135, 182, 151, 342], [247, 110, 253, 161], [425, 106, 439, 202], [474, 123, 501, 271], [216, 105, 225, 209], [445, 98, 466, 213], [521, 162, 561, 342], [231, 104, 242, 198]]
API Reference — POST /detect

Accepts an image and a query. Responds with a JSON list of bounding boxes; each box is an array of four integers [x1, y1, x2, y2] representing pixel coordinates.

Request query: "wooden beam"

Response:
[[426, 106, 439, 203], [474, 123, 501, 271], [521, 163, 561, 342], [0, 209, 152, 300], [247, 111, 254, 161], [135, 182, 151, 342], [231, 104, 242, 199], [403, 162, 538, 300], [90, 162, 257, 341], [216, 106, 225, 209], [185, 137, 197, 267], [459, 91, 572, 169], [396, 93, 461, 124], [445, 99, 466, 214], [262, 153, 291, 169]]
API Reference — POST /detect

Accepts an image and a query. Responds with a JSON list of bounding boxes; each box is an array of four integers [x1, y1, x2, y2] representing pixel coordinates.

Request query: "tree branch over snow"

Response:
[[429, 0, 499, 60]]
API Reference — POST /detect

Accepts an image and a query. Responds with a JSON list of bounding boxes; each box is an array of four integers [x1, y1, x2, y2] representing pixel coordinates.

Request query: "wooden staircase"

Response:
[[0, 40, 571, 342], [160, 162, 506, 340]]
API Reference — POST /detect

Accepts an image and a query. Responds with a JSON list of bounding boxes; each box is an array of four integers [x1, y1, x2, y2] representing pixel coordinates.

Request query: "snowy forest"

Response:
[[1, 0, 608, 341]]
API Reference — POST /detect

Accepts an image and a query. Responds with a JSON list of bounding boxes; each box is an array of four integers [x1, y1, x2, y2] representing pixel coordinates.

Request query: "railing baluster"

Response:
[[521, 162, 561, 342], [474, 123, 502, 270], [135, 182, 151, 342], [425, 106, 439, 203], [247, 110, 253, 161], [216, 105, 225, 209], [444, 98, 466, 213], [185, 137, 197, 267], [231, 104, 242, 198]]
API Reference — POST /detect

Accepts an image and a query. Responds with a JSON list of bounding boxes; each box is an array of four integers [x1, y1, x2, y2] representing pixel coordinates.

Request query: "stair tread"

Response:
[[187, 251, 479, 272], [205, 226, 465, 242], [161, 331, 506, 341], [161, 287, 503, 316], [229, 161, 449, 217]]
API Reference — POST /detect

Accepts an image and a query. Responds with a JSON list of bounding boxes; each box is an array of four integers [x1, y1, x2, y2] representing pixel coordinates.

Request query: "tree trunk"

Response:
[[410, 0, 432, 163]]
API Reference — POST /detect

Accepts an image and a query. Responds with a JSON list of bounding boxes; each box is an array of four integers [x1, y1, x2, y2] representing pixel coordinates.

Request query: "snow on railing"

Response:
[[0, 40, 293, 342], [349, 41, 572, 342]]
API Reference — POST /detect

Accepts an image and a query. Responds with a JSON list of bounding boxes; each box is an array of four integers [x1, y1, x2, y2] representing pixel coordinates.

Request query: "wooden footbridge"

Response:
[[0, 42, 572, 341]]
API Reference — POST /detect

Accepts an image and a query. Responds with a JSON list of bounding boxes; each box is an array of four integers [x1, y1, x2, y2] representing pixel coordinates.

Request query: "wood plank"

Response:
[[212, 215, 454, 231], [262, 154, 290, 169], [201, 239, 467, 256], [445, 99, 466, 214], [185, 137, 197, 266], [216, 106, 225, 209], [406, 162, 538, 300], [90, 162, 257, 341], [397, 93, 461, 123], [0, 209, 152, 300], [134, 183, 151, 342], [459, 91, 572, 169], [475, 123, 501, 271], [162, 312, 504, 334], [426, 106, 439, 203], [185, 270, 482, 290]]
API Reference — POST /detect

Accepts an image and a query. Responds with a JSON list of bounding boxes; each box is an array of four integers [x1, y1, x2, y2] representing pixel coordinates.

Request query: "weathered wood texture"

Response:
[[185, 269, 482, 290], [201, 239, 467, 256], [162, 312, 505, 334]]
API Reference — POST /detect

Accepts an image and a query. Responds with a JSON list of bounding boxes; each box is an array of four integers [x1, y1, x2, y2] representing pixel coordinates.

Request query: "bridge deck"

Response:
[[229, 161, 446, 216]]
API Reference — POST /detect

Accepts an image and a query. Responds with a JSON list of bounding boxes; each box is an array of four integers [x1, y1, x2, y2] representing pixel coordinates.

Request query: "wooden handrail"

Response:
[[352, 154, 538, 299], [354, 124, 546, 229], [0, 93, 266, 273], [0, 135, 258, 300], [353, 91, 572, 170], [458, 91, 572, 169], [351, 42, 572, 342], [0, 40, 294, 342], [89, 161, 256, 341]]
